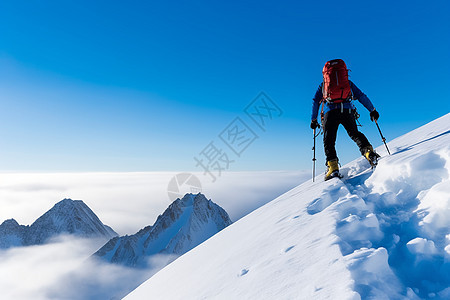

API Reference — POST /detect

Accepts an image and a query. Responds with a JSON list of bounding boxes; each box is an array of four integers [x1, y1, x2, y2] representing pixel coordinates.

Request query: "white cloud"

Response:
[[0, 236, 175, 299], [0, 237, 102, 299], [48, 253, 178, 299]]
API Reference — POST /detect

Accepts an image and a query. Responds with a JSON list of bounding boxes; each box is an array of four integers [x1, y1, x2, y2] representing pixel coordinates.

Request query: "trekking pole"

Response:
[[312, 128, 316, 182], [375, 120, 391, 155], [312, 126, 321, 182]]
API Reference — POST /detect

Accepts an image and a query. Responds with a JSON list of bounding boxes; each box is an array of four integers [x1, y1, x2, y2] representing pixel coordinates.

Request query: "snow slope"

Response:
[[126, 113, 450, 299]]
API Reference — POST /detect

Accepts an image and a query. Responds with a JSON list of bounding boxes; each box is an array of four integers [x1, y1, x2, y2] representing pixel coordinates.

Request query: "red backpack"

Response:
[[322, 59, 352, 103]]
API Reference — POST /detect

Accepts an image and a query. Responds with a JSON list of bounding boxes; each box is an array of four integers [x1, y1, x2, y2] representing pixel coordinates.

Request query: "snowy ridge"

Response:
[[94, 193, 232, 268], [126, 113, 450, 299], [0, 198, 117, 248]]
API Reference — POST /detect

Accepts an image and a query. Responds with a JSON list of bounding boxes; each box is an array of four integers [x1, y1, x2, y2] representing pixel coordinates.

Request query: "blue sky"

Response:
[[0, 0, 449, 173]]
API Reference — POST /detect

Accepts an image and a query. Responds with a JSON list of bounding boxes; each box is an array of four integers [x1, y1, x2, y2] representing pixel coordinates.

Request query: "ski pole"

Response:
[[312, 128, 316, 182], [312, 126, 320, 181], [375, 120, 391, 155]]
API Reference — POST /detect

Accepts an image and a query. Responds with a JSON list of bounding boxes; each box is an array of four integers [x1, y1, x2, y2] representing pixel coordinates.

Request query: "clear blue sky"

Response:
[[0, 0, 449, 172]]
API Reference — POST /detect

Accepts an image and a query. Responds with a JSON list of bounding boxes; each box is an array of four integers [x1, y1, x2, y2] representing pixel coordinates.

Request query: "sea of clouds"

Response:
[[0, 170, 309, 298]]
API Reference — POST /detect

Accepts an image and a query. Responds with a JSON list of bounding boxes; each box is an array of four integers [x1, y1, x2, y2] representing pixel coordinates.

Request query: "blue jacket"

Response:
[[311, 81, 375, 121]]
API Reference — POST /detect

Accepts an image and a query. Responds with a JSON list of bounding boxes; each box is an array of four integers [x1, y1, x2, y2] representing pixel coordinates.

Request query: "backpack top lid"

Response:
[[322, 59, 347, 75], [322, 59, 351, 102]]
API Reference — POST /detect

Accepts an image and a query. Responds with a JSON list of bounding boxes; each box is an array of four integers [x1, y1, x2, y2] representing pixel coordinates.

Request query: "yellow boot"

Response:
[[363, 146, 380, 167], [325, 159, 340, 181]]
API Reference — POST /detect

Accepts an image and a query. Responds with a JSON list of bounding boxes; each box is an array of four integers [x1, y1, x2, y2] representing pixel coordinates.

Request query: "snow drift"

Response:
[[126, 113, 450, 299]]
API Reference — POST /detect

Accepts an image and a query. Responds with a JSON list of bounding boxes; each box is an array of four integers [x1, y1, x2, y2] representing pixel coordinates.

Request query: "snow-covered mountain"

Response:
[[94, 193, 232, 268], [0, 219, 27, 248], [126, 113, 450, 300], [0, 198, 117, 248]]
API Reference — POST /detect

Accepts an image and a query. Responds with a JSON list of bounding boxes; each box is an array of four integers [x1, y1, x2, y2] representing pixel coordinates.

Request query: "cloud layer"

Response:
[[0, 170, 309, 298], [0, 171, 308, 234]]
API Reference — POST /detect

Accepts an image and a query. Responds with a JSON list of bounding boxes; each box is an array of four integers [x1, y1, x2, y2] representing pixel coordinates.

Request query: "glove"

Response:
[[310, 119, 319, 129], [370, 110, 379, 122]]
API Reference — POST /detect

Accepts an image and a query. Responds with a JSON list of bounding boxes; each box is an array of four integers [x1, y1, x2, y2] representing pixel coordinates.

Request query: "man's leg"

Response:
[[323, 110, 340, 161], [341, 110, 371, 155]]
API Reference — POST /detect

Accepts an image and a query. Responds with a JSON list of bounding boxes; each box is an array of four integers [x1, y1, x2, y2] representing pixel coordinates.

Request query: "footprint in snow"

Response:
[[307, 198, 324, 215], [284, 246, 295, 253], [307, 185, 347, 215], [238, 269, 249, 277]]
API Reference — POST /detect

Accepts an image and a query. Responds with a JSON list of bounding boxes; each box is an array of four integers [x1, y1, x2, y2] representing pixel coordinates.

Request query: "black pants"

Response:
[[323, 108, 371, 162]]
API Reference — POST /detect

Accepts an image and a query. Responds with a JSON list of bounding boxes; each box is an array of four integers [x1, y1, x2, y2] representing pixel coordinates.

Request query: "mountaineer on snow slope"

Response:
[[310, 59, 380, 180]]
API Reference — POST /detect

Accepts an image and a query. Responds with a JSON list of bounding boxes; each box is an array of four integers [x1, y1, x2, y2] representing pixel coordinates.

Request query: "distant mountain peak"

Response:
[[0, 218, 27, 248], [0, 199, 117, 249], [94, 193, 232, 268], [48, 198, 91, 212], [1, 218, 20, 227]]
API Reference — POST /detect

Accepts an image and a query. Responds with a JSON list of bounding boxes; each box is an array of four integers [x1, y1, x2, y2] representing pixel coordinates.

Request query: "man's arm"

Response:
[[350, 81, 375, 112], [311, 83, 323, 121]]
